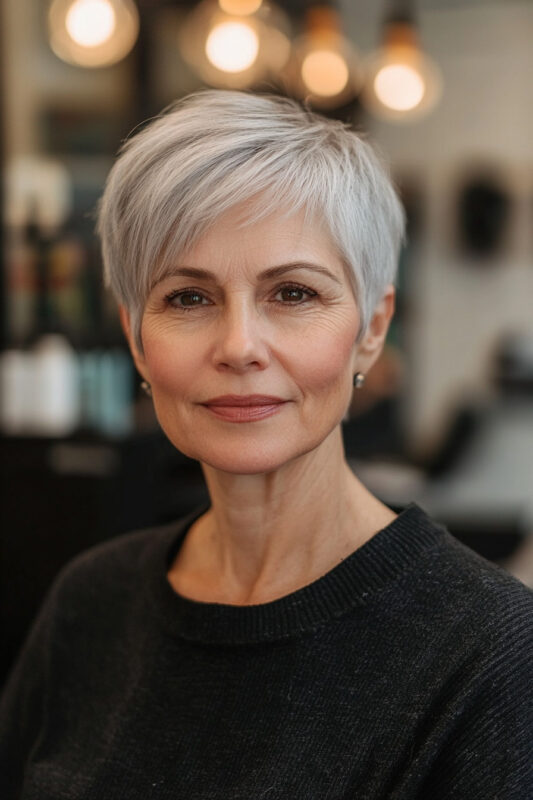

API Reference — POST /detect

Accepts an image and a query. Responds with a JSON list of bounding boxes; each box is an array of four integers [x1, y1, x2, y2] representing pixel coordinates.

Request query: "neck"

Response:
[[169, 427, 396, 605]]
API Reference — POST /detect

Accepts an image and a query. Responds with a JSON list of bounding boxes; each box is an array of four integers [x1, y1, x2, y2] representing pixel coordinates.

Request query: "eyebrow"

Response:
[[162, 262, 343, 286]]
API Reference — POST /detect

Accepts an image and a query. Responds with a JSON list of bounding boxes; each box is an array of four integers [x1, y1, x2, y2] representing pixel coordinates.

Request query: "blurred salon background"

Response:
[[1, 0, 533, 684]]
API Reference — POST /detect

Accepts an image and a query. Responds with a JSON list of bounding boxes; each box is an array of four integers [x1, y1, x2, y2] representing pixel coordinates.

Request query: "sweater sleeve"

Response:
[[0, 581, 58, 799], [418, 607, 533, 799]]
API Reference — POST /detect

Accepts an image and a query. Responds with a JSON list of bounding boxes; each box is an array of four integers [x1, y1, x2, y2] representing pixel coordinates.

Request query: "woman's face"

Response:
[[126, 205, 392, 474]]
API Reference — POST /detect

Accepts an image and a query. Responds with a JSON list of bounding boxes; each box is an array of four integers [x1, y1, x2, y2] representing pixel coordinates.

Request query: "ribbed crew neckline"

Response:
[[148, 503, 445, 644]]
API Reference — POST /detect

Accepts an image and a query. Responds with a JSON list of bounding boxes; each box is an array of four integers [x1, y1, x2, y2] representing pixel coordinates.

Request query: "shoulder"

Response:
[[388, 512, 532, 777], [43, 514, 194, 619], [377, 503, 533, 624], [57, 521, 172, 581], [409, 513, 533, 669], [412, 533, 533, 794], [379, 505, 533, 668], [430, 526, 533, 621]]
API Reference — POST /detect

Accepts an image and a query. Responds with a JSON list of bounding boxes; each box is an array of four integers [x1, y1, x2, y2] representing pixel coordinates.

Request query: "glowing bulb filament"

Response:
[[301, 50, 349, 97], [205, 21, 259, 73], [65, 0, 116, 48], [373, 63, 425, 112]]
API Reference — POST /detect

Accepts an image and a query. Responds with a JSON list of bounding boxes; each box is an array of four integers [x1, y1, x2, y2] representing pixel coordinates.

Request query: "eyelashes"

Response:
[[164, 289, 210, 309], [163, 283, 318, 311]]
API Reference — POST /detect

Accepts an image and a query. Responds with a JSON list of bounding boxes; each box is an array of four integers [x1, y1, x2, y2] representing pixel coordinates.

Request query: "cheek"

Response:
[[292, 321, 358, 391], [141, 329, 196, 393]]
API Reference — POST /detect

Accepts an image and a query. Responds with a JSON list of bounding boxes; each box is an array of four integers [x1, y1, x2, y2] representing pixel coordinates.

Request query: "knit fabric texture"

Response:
[[1, 503, 532, 799]]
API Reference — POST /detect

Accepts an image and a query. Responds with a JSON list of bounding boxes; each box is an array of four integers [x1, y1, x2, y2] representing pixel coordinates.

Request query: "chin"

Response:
[[192, 445, 299, 476], [164, 432, 325, 476], [202, 457, 285, 476]]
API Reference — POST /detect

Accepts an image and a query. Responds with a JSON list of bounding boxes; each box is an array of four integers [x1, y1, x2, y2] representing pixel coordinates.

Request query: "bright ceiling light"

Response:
[[48, 0, 139, 67], [205, 20, 259, 73], [179, 0, 290, 89], [362, 9, 442, 123], [65, 0, 116, 48], [282, 6, 361, 109], [301, 49, 349, 97], [373, 63, 425, 111]]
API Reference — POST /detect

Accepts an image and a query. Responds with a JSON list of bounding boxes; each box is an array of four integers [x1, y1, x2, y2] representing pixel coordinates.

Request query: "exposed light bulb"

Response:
[[179, 0, 291, 89], [362, 20, 442, 122], [205, 20, 259, 73], [301, 49, 349, 97], [373, 63, 425, 111], [65, 0, 116, 48], [48, 0, 139, 67], [218, 0, 262, 15], [283, 6, 361, 109]]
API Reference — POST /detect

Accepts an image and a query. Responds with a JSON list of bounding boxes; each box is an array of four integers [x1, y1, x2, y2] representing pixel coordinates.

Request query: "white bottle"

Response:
[[32, 334, 80, 436], [0, 349, 35, 434]]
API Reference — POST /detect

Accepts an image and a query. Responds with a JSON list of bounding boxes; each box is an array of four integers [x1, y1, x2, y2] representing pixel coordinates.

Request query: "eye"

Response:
[[165, 289, 211, 309], [274, 284, 317, 304], [163, 284, 317, 310]]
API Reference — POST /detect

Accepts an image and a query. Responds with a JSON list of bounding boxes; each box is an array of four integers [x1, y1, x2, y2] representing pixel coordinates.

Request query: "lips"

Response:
[[201, 395, 287, 423], [204, 395, 285, 406]]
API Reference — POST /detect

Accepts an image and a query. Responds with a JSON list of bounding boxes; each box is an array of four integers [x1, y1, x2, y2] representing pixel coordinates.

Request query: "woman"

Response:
[[1, 91, 531, 799]]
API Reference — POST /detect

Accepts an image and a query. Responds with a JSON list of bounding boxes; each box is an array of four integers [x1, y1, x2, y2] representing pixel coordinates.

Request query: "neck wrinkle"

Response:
[[180, 427, 388, 605]]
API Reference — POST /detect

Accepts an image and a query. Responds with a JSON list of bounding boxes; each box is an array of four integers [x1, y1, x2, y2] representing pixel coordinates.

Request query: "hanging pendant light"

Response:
[[362, 1, 441, 122], [179, 0, 290, 90], [283, 5, 361, 110], [48, 0, 139, 68]]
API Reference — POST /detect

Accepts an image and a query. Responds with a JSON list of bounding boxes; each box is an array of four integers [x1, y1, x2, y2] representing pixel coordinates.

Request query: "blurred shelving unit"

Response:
[[0, 0, 203, 686]]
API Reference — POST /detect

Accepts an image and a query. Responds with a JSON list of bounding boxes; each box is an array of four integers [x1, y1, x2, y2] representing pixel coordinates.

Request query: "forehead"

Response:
[[178, 203, 346, 279]]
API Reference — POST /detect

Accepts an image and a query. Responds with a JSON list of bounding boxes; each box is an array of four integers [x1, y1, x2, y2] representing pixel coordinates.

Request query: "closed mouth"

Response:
[[200, 395, 288, 423], [202, 395, 286, 407]]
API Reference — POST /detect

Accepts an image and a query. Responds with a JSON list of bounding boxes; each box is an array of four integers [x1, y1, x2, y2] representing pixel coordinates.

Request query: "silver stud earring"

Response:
[[353, 372, 365, 388], [140, 380, 152, 397]]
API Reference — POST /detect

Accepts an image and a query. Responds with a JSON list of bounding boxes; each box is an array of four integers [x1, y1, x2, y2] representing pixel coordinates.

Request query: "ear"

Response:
[[118, 305, 149, 382], [354, 285, 396, 374]]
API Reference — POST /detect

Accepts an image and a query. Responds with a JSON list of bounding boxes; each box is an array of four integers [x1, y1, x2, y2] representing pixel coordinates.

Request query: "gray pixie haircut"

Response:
[[97, 90, 405, 352]]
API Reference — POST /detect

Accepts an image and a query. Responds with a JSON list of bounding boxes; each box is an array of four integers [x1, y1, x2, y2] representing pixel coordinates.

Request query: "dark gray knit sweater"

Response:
[[1, 503, 532, 799]]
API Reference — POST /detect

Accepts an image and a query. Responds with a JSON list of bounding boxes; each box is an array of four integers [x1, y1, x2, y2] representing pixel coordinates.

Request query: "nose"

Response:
[[213, 298, 270, 373]]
